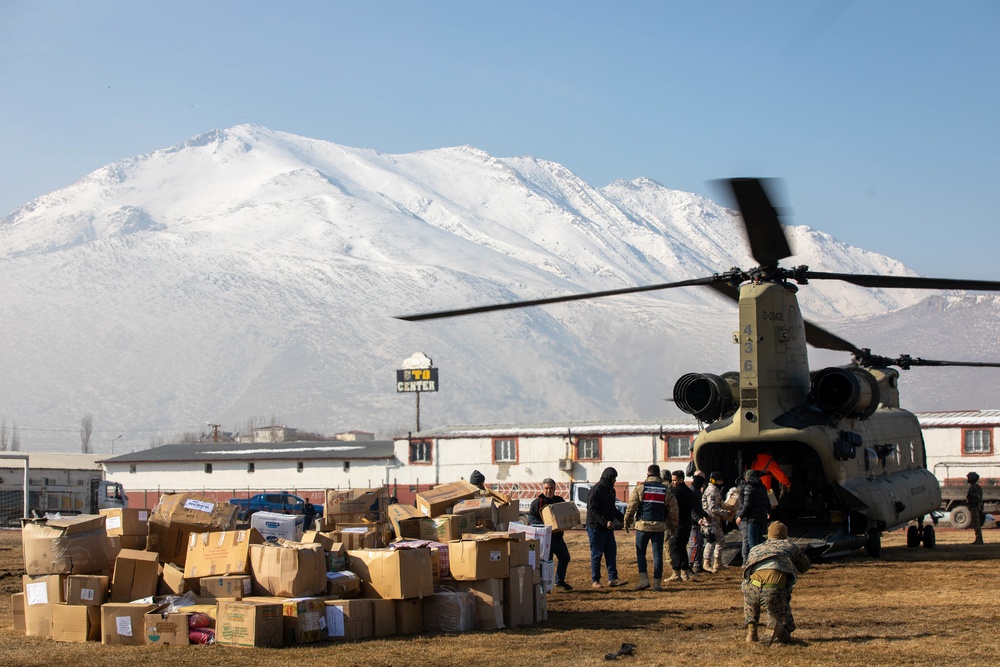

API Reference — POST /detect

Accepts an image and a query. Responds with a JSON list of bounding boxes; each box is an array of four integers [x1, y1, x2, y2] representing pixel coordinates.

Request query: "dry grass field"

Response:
[[1, 526, 997, 667]]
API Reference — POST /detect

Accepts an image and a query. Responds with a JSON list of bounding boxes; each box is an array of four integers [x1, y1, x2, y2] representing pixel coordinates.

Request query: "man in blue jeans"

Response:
[[586, 467, 627, 588], [736, 469, 770, 562], [623, 464, 679, 591], [527, 477, 573, 590]]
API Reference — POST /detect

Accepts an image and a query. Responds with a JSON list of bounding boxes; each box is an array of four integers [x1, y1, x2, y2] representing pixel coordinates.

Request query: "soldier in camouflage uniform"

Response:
[[967, 471, 985, 545], [701, 471, 728, 573], [741, 521, 811, 644]]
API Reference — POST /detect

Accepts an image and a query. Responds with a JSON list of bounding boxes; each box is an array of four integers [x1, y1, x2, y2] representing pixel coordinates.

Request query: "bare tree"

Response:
[[0, 419, 7, 452], [80, 413, 94, 454], [148, 435, 164, 449], [11, 422, 21, 451]]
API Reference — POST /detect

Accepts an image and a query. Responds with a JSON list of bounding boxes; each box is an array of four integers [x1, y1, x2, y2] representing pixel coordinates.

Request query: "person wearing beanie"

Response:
[[666, 469, 695, 582], [623, 464, 679, 591], [967, 471, 985, 545], [736, 469, 769, 562], [700, 471, 728, 573], [469, 470, 487, 492], [527, 478, 573, 590], [741, 520, 811, 645], [586, 467, 627, 588]]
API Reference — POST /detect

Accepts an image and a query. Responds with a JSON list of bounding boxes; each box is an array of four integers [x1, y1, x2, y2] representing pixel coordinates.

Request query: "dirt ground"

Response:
[[1, 526, 997, 667]]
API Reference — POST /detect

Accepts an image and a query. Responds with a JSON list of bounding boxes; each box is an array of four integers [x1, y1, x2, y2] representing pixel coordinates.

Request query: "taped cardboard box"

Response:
[[251, 511, 304, 543], [433, 512, 476, 542], [100, 508, 149, 537], [23, 574, 67, 606], [508, 522, 553, 561], [66, 574, 109, 606], [387, 503, 439, 541], [301, 529, 340, 552], [216, 600, 283, 648], [11, 593, 25, 632], [326, 542, 348, 572], [147, 493, 239, 567], [422, 591, 476, 633], [394, 598, 423, 635], [183, 528, 264, 578], [159, 562, 198, 596], [101, 602, 158, 645], [278, 597, 328, 644], [534, 583, 548, 623], [52, 604, 101, 642], [107, 535, 145, 563], [541, 502, 581, 531], [326, 570, 362, 598], [391, 539, 451, 581], [21, 515, 108, 576], [249, 541, 327, 597], [448, 535, 510, 581], [24, 601, 54, 638], [456, 578, 505, 630], [540, 559, 555, 593], [415, 481, 479, 518], [347, 547, 434, 600], [325, 598, 373, 641], [325, 487, 387, 524], [332, 525, 380, 550], [143, 610, 190, 646], [110, 549, 159, 602], [199, 574, 251, 599], [503, 565, 535, 628], [371, 598, 396, 637]]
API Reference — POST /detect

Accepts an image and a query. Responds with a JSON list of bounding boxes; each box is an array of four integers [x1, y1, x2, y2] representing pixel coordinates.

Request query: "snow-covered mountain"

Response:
[[1, 125, 996, 453]]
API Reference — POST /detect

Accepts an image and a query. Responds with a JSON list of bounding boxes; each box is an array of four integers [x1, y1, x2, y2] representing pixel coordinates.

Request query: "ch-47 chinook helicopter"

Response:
[[397, 178, 1000, 558]]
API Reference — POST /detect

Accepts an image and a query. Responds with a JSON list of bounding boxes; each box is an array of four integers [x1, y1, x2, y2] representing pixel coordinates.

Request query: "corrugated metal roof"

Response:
[[101, 440, 397, 464], [0, 453, 103, 470], [412, 419, 700, 439], [916, 410, 1000, 427]]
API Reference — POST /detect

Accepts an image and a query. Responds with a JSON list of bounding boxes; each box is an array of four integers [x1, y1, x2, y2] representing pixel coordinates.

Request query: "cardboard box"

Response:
[[371, 598, 396, 637], [106, 535, 144, 563], [183, 528, 264, 578], [433, 512, 476, 542], [453, 493, 518, 530], [391, 539, 451, 581], [504, 565, 535, 628], [147, 493, 239, 566], [249, 542, 327, 597], [508, 522, 553, 561], [456, 578, 505, 630], [23, 574, 67, 606], [489, 490, 520, 529], [448, 535, 510, 581], [11, 593, 25, 633], [325, 487, 387, 523], [332, 526, 380, 550], [100, 508, 149, 537], [21, 515, 108, 576], [415, 481, 479, 518], [542, 502, 581, 531], [325, 598, 374, 640], [66, 574, 109, 606], [387, 503, 439, 541], [326, 570, 362, 598], [394, 598, 423, 635], [52, 604, 101, 642], [278, 597, 328, 644], [25, 601, 54, 638], [143, 610, 190, 645], [216, 600, 283, 648], [326, 542, 348, 572], [111, 549, 159, 602], [101, 602, 158, 645], [534, 583, 548, 622], [251, 511, 305, 543], [540, 559, 555, 593], [159, 562, 198, 596], [301, 530, 340, 552], [422, 591, 476, 633], [199, 574, 251, 599], [347, 547, 434, 600]]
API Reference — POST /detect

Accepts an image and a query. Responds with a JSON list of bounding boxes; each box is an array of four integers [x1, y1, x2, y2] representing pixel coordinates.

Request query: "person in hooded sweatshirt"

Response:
[[586, 467, 627, 588]]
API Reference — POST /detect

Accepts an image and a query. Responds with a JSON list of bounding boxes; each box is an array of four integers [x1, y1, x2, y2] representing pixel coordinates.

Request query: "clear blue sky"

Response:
[[2, 1, 998, 279]]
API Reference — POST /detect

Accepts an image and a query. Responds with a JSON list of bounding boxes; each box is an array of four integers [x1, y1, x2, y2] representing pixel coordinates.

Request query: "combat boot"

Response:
[[768, 622, 791, 645], [703, 556, 716, 574], [714, 554, 728, 570], [665, 569, 682, 582], [745, 623, 758, 643], [680, 569, 692, 581], [651, 578, 662, 591], [634, 573, 650, 591]]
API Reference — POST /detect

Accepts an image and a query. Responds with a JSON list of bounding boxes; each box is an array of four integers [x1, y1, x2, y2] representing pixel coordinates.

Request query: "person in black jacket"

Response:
[[736, 469, 770, 562], [586, 467, 627, 588], [688, 472, 708, 573], [666, 469, 695, 581], [528, 478, 573, 590]]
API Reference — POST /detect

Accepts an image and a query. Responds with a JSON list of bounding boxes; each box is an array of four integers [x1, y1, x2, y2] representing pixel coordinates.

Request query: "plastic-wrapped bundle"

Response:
[[189, 627, 215, 644], [188, 612, 213, 629], [421, 591, 476, 633]]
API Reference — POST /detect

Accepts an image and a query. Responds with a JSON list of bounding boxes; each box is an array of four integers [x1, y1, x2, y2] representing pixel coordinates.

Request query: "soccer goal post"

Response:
[[0, 455, 29, 525]]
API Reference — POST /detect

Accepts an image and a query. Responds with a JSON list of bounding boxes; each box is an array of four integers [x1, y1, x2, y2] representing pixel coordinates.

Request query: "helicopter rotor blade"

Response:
[[726, 178, 792, 267], [396, 275, 724, 321], [803, 271, 1000, 292], [875, 355, 1000, 370]]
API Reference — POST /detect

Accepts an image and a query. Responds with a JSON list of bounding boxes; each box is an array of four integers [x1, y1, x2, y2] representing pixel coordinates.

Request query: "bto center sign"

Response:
[[396, 368, 439, 393]]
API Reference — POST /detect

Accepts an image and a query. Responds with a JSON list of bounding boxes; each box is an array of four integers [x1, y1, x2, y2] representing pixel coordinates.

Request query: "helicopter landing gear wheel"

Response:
[[865, 528, 882, 558], [922, 524, 936, 548], [950, 505, 972, 530], [906, 525, 920, 548]]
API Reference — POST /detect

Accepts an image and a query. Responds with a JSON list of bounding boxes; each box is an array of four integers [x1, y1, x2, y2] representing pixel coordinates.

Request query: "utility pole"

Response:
[[207, 423, 221, 443]]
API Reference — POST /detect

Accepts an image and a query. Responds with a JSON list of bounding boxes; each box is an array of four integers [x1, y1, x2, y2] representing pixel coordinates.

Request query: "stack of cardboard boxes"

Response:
[[11, 481, 552, 649]]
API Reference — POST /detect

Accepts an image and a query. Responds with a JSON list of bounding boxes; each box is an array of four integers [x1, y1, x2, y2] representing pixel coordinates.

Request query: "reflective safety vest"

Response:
[[639, 480, 667, 522]]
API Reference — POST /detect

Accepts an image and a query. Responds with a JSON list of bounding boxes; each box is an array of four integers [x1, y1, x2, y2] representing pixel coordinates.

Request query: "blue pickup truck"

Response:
[[229, 491, 322, 521]]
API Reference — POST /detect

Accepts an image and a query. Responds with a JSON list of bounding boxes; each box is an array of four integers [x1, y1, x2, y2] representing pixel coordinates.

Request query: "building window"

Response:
[[666, 436, 692, 459], [204, 463, 213, 474], [247, 462, 255, 473], [409, 439, 433, 464], [129, 464, 136, 474], [297, 461, 304, 473], [963, 428, 993, 455], [576, 437, 601, 461], [343, 461, 351, 472], [493, 438, 518, 463]]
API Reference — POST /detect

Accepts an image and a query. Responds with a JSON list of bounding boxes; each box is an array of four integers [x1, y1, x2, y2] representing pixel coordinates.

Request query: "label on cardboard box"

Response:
[[116, 616, 133, 636], [26, 583, 48, 605], [80, 588, 94, 601], [490, 550, 501, 561], [106, 516, 122, 531], [184, 499, 214, 513]]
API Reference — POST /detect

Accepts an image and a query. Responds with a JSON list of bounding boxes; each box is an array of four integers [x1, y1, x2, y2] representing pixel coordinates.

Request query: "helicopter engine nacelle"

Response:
[[810, 367, 880, 419], [673, 372, 739, 423]]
